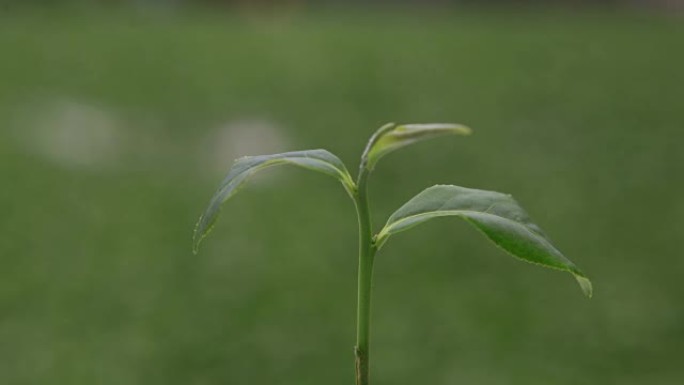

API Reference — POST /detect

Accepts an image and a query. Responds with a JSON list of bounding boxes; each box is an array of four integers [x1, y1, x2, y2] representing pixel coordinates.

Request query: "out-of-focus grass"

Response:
[[1, 8, 683, 385]]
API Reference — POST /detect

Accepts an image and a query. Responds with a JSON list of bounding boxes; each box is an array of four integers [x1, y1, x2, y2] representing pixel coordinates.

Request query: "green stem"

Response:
[[354, 169, 376, 385]]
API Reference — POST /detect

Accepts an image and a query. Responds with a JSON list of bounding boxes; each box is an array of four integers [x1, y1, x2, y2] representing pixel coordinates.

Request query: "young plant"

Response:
[[193, 123, 592, 385]]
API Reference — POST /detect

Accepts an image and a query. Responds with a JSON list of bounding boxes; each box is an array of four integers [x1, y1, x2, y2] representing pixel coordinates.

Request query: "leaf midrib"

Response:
[[380, 209, 548, 247]]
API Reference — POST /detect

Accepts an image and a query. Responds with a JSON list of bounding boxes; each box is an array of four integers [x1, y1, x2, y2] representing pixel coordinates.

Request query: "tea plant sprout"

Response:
[[193, 123, 592, 385]]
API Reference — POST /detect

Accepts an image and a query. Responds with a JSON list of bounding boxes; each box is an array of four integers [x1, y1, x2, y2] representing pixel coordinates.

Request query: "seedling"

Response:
[[193, 123, 592, 385]]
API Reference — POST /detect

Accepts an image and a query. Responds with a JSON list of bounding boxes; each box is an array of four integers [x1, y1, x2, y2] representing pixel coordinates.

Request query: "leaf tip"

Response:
[[455, 124, 473, 136], [192, 217, 208, 254], [575, 275, 593, 298], [192, 233, 202, 255]]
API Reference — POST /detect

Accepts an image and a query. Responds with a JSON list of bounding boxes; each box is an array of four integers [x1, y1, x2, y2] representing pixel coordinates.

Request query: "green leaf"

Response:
[[193, 149, 355, 253], [364, 123, 472, 170], [376, 185, 592, 297]]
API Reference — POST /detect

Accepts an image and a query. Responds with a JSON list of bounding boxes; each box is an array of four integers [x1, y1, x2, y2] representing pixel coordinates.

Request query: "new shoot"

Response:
[[194, 122, 592, 385]]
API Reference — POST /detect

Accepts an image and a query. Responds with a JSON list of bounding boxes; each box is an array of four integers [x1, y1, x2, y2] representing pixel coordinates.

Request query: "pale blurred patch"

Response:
[[201, 118, 291, 178], [14, 98, 124, 171]]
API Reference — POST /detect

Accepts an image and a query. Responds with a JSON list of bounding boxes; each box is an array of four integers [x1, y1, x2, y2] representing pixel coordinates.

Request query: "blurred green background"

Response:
[[1, 2, 683, 384]]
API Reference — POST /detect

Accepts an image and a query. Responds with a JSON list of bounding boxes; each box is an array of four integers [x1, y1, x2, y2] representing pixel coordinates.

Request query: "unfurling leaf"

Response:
[[193, 149, 355, 253], [376, 185, 592, 297], [364, 123, 472, 170]]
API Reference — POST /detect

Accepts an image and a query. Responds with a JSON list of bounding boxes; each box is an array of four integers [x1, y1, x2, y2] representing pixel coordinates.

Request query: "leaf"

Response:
[[376, 185, 592, 297], [364, 123, 472, 170], [193, 149, 355, 253]]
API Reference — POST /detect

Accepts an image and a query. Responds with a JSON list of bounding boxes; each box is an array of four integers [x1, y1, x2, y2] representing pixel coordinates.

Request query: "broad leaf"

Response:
[[193, 149, 355, 253], [376, 185, 592, 297], [364, 123, 472, 170]]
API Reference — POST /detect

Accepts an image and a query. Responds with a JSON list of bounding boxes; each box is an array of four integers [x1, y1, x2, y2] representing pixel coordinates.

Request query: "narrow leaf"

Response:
[[365, 123, 472, 170], [376, 185, 592, 297], [194, 149, 355, 253]]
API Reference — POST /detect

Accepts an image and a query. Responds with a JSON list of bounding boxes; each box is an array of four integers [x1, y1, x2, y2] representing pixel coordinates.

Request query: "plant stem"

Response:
[[354, 169, 376, 385]]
